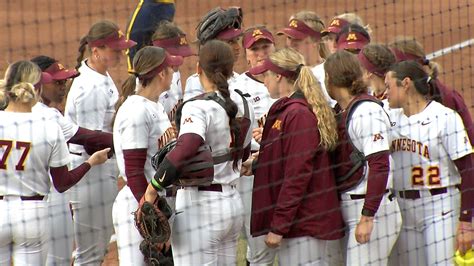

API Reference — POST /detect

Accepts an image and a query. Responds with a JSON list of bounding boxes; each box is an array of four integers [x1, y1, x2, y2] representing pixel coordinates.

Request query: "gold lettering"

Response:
[[346, 33, 357, 41]]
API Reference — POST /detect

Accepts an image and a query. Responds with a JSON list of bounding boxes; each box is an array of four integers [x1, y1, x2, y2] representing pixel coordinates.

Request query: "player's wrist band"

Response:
[[361, 208, 375, 217], [151, 178, 164, 192]]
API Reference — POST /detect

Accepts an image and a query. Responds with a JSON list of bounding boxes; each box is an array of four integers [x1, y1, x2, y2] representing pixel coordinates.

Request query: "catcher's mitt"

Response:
[[135, 197, 173, 265], [196, 6, 243, 45]]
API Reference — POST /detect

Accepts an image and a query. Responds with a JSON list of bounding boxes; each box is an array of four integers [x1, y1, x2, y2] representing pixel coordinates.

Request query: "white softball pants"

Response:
[[394, 186, 460, 266], [46, 188, 74, 265], [0, 196, 49, 265], [171, 185, 244, 266], [340, 192, 402, 266], [69, 155, 118, 265]]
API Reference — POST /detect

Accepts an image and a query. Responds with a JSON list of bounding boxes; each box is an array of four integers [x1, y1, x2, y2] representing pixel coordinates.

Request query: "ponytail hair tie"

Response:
[[423, 58, 430, 65], [296, 64, 305, 74]]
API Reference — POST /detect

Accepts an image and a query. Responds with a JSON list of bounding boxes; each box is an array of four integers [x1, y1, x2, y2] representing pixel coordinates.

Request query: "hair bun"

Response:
[[10, 82, 36, 103]]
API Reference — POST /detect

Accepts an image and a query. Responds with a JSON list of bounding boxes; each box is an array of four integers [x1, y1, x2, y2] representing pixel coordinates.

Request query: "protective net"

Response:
[[0, 0, 473, 265]]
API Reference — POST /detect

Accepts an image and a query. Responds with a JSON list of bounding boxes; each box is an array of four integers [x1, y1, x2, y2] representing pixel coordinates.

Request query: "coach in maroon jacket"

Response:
[[243, 47, 344, 265]]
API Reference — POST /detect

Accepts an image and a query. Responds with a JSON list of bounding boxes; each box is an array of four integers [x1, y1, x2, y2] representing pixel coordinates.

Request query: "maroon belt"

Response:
[[0, 195, 45, 201], [398, 187, 447, 199], [198, 184, 224, 192]]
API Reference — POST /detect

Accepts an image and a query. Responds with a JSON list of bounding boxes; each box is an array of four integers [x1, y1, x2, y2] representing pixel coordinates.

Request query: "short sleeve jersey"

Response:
[[178, 90, 255, 184], [114, 95, 174, 182], [390, 101, 472, 190], [311, 62, 337, 107], [158, 70, 183, 122], [183, 72, 239, 101], [345, 101, 392, 194], [65, 60, 119, 155], [0, 112, 69, 196], [32, 102, 79, 141]]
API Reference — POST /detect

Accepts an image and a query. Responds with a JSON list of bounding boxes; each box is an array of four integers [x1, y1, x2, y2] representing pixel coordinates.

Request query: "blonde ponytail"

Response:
[[269, 48, 338, 150], [296, 66, 338, 150], [10, 82, 36, 104], [0, 80, 7, 110]]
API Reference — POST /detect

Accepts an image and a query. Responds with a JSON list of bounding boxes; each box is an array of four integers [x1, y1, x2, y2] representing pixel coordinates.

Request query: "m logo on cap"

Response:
[[289, 20, 298, 28], [346, 33, 357, 41], [118, 30, 124, 38], [252, 29, 263, 37], [330, 19, 340, 26], [179, 37, 187, 45]]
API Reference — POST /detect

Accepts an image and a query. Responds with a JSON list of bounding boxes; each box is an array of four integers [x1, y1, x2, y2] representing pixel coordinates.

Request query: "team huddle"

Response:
[[0, 1, 473, 266]]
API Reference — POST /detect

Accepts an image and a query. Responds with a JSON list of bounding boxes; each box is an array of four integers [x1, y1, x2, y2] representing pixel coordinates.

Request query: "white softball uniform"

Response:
[[158, 70, 183, 122], [312, 62, 338, 107], [339, 101, 402, 266], [112, 95, 174, 265], [389, 101, 472, 265], [32, 102, 79, 265], [230, 72, 278, 265], [183, 72, 239, 101], [0, 111, 69, 265], [65, 60, 119, 265], [171, 90, 255, 265]]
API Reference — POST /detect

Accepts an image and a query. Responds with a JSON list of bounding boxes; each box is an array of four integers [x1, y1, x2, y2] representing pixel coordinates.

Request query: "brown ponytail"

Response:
[[113, 46, 167, 124], [325, 50, 368, 96], [75, 20, 120, 70], [199, 40, 242, 169]]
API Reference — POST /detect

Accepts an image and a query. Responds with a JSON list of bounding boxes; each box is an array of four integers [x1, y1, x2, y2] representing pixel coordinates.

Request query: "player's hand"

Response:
[[241, 158, 253, 176], [456, 221, 473, 255], [86, 148, 111, 166], [252, 127, 263, 143], [265, 232, 283, 248], [355, 215, 374, 244]]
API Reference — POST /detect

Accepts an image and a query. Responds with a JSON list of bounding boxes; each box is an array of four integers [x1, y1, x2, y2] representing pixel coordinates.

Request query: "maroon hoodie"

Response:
[[251, 91, 345, 240]]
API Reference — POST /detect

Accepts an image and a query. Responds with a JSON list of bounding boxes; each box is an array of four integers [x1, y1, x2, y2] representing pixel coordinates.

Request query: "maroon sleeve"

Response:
[[362, 151, 390, 216], [242, 144, 251, 162], [451, 90, 474, 145], [49, 163, 91, 193], [270, 111, 318, 235], [454, 154, 474, 222], [123, 149, 148, 202], [69, 127, 114, 155]]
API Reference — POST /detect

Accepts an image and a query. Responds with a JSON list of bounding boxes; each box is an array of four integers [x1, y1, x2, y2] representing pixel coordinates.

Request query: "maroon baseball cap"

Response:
[[216, 28, 243, 41], [242, 28, 274, 49], [249, 58, 298, 78], [337, 31, 370, 51], [277, 19, 321, 40], [321, 18, 350, 36], [357, 52, 386, 77], [153, 35, 194, 57], [38, 72, 53, 86], [138, 52, 183, 80], [43, 62, 80, 81], [88, 30, 137, 50]]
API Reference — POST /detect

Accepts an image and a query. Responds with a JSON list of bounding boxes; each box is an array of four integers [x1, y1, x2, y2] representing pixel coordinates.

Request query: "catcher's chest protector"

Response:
[[332, 94, 383, 192]]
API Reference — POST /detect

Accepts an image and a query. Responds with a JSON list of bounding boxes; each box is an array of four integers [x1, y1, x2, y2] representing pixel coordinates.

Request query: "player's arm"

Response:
[[69, 127, 114, 155], [270, 110, 318, 236], [50, 148, 110, 192], [454, 154, 474, 222]]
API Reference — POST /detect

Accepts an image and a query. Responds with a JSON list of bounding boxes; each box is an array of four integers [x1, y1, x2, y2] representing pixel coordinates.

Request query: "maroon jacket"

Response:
[[251, 91, 345, 240], [433, 80, 474, 144]]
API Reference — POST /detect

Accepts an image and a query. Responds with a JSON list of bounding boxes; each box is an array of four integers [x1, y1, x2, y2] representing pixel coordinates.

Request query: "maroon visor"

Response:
[[277, 19, 321, 40], [138, 52, 183, 80], [248, 58, 297, 78], [337, 31, 370, 51], [321, 18, 349, 36], [153, 35, 195, 57], [242, 28, 274, 49], [44, 62, 80, 81], [89, 30, 137, 50]]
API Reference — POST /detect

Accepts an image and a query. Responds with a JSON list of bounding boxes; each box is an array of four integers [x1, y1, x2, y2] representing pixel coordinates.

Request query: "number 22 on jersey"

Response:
[[0, 140, 31, 171], [411, 165, 441, 186]]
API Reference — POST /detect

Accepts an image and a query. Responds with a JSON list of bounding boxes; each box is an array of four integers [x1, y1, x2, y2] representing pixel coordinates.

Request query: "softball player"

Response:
[[0, 60, 109, 265], [325, 50, 402, 266], [386, 61, 474, 265], [322, 13, 371, 54], [143, 40, 255, 265], [65, 20, 136, 265], [183, 7, 242, 101], [151, 21, 194, 122], [112, 47, 182, 265], [31, 55, 115, 265], [245, 47, 345, 266], [335, 24, 371, 54], [230, 25, 277, 265], [358, 44, 397, 103], [126, 0, 175, 71], [388, 36, 474, 144], [277, 11, 336, 107]]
